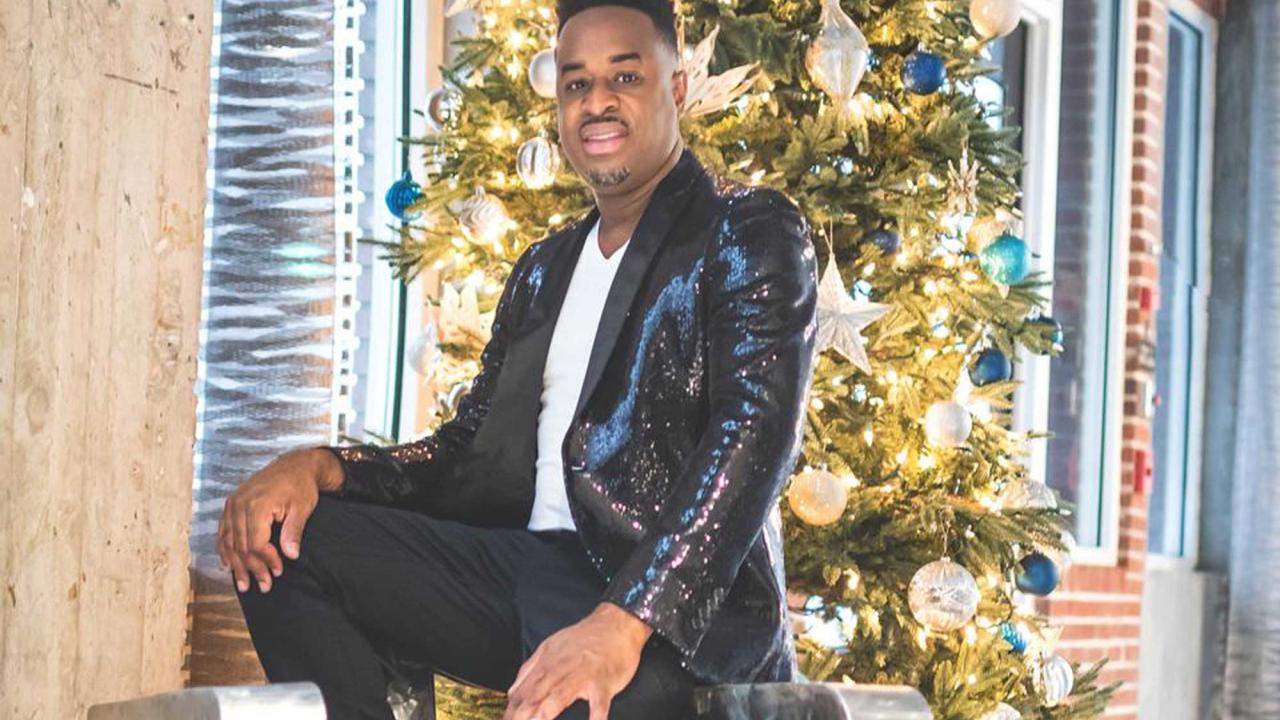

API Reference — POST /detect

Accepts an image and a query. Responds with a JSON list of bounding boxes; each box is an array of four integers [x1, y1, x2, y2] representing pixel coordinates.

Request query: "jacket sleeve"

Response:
[[599, 189, 819, 657], [311, 243, 538, 511]]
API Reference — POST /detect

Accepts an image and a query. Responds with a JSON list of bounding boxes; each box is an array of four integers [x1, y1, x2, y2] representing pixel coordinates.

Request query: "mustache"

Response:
[[580, 115, 627, 132]]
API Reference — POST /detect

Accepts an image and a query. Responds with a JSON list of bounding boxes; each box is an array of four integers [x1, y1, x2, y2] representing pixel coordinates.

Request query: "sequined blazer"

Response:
[[321, 146, 819, 685]]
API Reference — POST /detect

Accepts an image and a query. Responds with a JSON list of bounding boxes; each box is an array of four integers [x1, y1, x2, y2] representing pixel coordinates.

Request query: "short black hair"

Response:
[[556, 0, 679, 55]]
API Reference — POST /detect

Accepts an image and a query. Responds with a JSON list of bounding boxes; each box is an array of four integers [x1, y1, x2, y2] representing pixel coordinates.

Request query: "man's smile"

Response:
[[580, 119, 630, 156]]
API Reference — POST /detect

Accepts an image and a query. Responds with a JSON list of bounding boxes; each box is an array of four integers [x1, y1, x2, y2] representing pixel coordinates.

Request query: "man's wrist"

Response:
[[306, 447, 345, 493], [594, 601, 654, 648]]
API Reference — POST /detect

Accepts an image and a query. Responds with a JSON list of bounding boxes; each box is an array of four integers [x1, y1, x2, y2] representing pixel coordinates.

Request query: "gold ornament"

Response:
[[787, 468, 849, 525], [804, 0, 871, 112]]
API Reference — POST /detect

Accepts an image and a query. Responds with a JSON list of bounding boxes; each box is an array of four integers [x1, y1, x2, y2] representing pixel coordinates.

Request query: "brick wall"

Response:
[[1039, 1, 1224, 718]]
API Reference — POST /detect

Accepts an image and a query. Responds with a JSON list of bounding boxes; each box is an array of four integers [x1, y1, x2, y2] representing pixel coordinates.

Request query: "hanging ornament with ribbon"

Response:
[[804, 0, 871, 113]]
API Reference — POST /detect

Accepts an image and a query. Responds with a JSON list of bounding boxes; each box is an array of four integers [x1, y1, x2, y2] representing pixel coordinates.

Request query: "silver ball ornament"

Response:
[[1037, 654, 1075, 706], [426, 85, 463, 132], [908, 558, 981, 632], [528, 48, 558, 99], [516, 136, 561, 189], [924, 401, 973, 448]]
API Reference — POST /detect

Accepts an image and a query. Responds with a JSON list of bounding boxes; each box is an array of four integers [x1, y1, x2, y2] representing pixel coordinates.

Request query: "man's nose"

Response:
[[581, 80, 619, 116]]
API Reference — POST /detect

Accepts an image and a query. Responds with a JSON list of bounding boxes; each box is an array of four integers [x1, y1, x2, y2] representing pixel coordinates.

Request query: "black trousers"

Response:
[[237, 495, 698, 719]]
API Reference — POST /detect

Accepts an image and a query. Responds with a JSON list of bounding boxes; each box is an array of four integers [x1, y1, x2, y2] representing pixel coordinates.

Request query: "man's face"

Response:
[[555, 6, 686, 193]]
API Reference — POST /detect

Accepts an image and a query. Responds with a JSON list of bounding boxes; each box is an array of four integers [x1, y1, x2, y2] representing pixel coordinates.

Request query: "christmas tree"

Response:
[[374, 0, 1120, 717]]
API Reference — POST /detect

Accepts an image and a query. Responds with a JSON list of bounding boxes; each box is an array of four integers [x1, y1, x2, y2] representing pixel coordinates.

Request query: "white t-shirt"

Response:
[[528, 217, 631, 532]]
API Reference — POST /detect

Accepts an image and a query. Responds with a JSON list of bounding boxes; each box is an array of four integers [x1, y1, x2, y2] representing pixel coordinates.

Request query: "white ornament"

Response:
[[787, 468, 849, 526], [816, 256, 891, 375], [450, 186, 512, 247], [970, 0, 1022, 39], [528, 48, 558, 99], [908, 558, 981, 632], [681, 25, 760, 118], [1037, 653, 1075, 706], [439, 282, 494, 346], [517, 136, 561, 189], [408, 317, 443, 378], [1000, 477, 1058, 510], [979, 703, 1022, 720], [924, 401, 973, 448], [805, 0, 871, 111]]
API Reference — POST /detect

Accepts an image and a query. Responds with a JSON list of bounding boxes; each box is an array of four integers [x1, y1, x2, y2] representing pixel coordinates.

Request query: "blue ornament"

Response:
[[999, 621, 1028, 654], [970, 348, 1012, 386], [902, 50, 946, 95], [1027, 314, 1065, 352], [1015, 552, 1060, 596], [863, 228, 901, 255], [385, 170, 424, 221], [979, 233, 1032, 285]]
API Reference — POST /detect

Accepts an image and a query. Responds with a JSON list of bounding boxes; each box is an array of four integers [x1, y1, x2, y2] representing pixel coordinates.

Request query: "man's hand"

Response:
[[216, 447, 343, 594], [503, 602, 654, 720]]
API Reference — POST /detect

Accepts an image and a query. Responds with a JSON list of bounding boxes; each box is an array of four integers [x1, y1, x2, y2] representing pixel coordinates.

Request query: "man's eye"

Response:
[[618, 72, 638, 83], [566, 79, 585, 91]]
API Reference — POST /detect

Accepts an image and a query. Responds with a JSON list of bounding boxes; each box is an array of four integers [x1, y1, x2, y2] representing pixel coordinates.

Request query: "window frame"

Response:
[[1010, 0, 1138, 565], [1146, 0, 1217, 566], [333, 0, 434, 444]]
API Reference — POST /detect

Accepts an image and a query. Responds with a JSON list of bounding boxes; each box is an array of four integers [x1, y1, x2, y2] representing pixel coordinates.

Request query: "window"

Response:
[[1020, 0, 1133, 557], [338, 0, 434, 444], [1149, 0, 1215, 559]]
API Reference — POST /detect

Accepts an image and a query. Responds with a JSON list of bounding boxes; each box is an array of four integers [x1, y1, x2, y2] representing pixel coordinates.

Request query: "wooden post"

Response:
[[0, 0, 213, 717]]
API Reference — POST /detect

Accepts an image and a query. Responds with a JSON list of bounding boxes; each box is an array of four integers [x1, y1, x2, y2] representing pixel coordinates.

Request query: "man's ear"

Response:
[[672, 66, 688, 113]]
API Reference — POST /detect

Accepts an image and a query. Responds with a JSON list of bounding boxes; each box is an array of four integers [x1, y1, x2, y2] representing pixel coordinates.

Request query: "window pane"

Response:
[[1149, 13, 1205, 557], [1043, 0, 1123, 547]]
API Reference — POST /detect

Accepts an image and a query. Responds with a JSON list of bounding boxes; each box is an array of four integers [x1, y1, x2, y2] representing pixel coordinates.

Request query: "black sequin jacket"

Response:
[[319, 146, 819, 685]]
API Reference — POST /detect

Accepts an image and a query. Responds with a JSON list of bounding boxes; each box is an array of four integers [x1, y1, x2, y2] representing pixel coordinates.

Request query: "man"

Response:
[[218, 0, 819, 716]]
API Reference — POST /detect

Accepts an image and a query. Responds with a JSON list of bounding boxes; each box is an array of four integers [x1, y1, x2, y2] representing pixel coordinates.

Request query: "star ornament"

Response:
[[816, 257, 891, 374]]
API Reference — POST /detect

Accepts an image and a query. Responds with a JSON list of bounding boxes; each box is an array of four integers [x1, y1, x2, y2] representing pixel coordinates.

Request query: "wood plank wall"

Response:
[[0, 1, 213, 717]]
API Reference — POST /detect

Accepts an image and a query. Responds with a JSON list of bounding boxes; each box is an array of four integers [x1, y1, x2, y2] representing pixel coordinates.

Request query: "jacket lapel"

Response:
[[573, 147, 706, 418]]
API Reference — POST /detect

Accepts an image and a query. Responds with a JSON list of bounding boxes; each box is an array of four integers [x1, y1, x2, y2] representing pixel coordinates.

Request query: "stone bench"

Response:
[[87, 680, 931, 719], [87, 682, 325, 720]]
